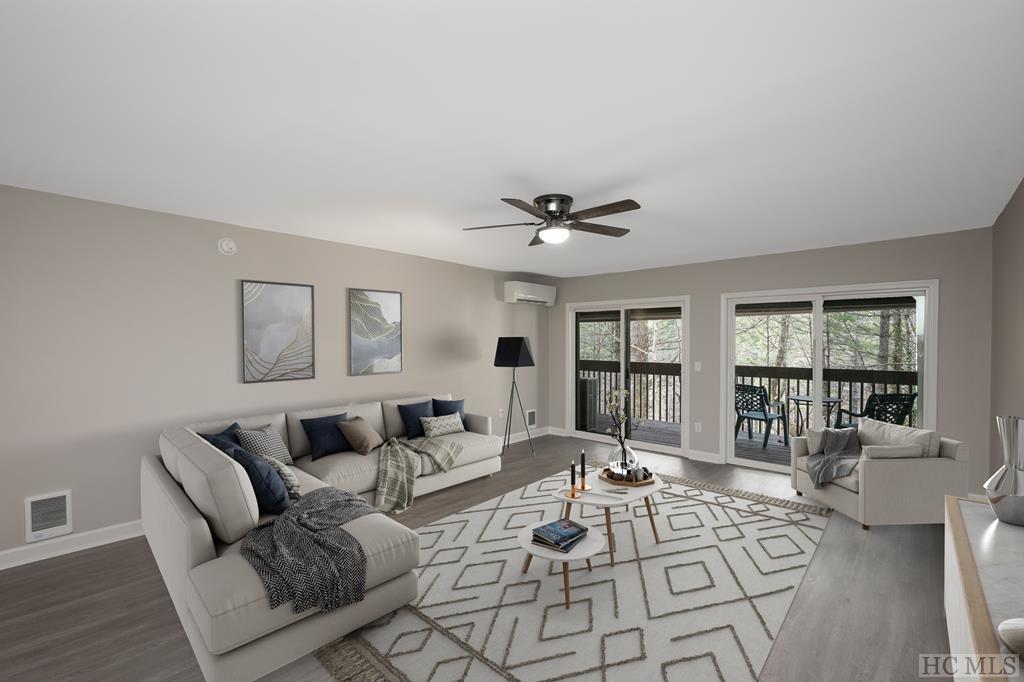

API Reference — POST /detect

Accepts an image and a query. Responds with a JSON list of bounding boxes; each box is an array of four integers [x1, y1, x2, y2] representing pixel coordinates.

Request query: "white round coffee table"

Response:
[[518, 521, 605, 609], [550, 471, 664, 566]]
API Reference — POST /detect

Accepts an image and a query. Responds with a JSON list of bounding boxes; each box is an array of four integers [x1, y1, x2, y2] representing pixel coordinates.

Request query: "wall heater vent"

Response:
[[25, 491, 72, 543], [526, 409, 537, 428]]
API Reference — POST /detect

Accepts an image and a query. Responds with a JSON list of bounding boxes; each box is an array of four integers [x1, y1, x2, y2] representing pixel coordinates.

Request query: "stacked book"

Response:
[[532, 519, 588, 553]]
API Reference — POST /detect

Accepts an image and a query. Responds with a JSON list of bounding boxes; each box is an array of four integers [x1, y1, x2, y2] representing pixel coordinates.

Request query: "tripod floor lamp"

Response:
[[494, 336, 535, 456]]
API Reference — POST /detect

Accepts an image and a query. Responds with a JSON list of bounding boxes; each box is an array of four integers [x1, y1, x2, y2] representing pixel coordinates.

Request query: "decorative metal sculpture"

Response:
[[984, 416, 1024, 526]]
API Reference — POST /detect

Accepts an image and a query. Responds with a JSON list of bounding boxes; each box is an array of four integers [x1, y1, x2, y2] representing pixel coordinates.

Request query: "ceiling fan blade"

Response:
[[528, 233, 544, 246], [572, 221, 630, 238], [570, 199, 640, 221], [501, 197, 550, 220], [463, 221, 541, 231]]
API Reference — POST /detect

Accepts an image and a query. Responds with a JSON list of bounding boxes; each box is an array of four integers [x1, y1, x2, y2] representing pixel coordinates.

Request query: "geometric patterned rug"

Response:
[[315, 470, 830, 682]]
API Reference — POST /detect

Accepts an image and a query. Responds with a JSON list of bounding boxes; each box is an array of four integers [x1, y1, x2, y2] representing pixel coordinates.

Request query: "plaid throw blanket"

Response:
[[240, 487, 378, 614], [376, 437, 463, 513]]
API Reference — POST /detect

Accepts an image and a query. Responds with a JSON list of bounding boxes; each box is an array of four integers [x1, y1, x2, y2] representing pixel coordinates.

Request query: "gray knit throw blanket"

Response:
[[240, 487, 378, 614]]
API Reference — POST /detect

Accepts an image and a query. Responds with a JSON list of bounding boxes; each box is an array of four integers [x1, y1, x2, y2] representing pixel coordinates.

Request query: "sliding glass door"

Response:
[[725, 284, 933, 472], [626, 308, 683, 447], [576, 311, 621, 436], [574, 302, 686, 453], [823, 296, 924, 428], [733, 301, 813, 467]]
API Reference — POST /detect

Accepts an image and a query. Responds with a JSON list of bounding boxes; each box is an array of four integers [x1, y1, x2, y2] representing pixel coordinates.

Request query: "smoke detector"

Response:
[[217, 237, 238, 256]]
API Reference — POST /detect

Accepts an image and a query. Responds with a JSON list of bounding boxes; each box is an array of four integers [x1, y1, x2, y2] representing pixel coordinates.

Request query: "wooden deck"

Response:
[[734, 431, 791, 466], [587, 416, 790, 466], [591, 415, 681, 447]]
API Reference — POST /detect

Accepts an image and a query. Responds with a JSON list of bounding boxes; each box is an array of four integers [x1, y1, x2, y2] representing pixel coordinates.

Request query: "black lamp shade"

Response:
[[494, 337, 535, 368]]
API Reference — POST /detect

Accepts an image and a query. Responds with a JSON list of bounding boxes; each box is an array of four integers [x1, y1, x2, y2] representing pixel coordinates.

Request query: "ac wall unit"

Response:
[[504, 281, 556, 307], [25, 490, 72, 543]]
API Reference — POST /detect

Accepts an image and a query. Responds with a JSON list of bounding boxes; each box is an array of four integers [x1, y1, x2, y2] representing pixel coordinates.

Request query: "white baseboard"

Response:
[[684, 449, 725, 464], [0, 519, 143, 571], [506, 426, 561, 444]]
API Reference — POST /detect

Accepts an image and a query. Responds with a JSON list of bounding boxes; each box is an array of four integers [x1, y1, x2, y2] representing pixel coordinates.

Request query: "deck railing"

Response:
[[577, 360, 681, 427], [734, 365, 919, 434], [575, 361, 919, 437]]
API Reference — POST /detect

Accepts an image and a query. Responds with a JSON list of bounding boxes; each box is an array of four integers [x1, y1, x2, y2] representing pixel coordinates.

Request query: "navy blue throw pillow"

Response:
[[201, 434, 289, 515], [432, 398, 467, 427], [398, 401, 433, 439], [301, 413, 350, 460], [201, 422, 241, 445]]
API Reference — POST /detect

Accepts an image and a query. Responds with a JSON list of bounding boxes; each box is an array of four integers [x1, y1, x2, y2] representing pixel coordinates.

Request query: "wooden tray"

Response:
[[599, 467, 655, 487]]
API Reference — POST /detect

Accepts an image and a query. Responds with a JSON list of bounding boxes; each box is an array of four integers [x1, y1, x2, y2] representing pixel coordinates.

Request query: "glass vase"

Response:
[[607, 444, 639, 474]]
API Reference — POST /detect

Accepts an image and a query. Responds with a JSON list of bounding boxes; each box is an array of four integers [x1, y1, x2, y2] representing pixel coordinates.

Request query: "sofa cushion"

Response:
[[862, 444, 924, 459], [398, 401, 434, 439], [795, 454, 860, 493], [338, 417, 385, 455], [433, 397, 467, 426], [299, 413, 351, 460], [287, 402, 385, 458], [421, 413, 465, 439], [186, 513, 419, 654], [160, 426, 195, 483], [202, 434, 290, 515], [187, 412, 288, 449], [173, 429, 260, 544], [415, 431, 501, 475], [293, 449, 415, 494], [382, 394, 452, 439], [858, 417, 939, 457], [235, 426, 294, 465], [288, 465, 328, 495]]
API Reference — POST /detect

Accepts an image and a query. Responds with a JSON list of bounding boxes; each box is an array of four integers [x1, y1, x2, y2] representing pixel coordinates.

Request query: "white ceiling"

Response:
[[1, 2, 1022, 277]]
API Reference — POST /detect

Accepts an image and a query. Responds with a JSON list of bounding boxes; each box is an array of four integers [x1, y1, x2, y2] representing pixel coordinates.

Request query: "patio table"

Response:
[[788, 395, 842, 436]]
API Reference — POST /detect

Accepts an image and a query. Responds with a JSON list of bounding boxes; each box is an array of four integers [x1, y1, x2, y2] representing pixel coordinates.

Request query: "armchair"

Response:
[[790, 429, 967, 528]]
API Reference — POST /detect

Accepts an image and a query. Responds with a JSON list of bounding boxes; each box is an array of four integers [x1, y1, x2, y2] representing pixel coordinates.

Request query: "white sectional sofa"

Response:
[[141, 393, 501, 682]]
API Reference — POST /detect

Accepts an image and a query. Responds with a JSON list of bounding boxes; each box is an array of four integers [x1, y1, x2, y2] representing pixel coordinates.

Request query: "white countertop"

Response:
[[959, 499, 1024, 655]]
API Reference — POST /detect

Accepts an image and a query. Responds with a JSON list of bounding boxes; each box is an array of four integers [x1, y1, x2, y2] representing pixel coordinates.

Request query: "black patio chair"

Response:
[[834, 392, 917, 428], [734, 384, 789, 448]]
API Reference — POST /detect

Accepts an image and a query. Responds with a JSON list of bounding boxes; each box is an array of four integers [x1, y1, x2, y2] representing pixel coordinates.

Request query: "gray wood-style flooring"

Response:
[[0, 435, 949, 681]]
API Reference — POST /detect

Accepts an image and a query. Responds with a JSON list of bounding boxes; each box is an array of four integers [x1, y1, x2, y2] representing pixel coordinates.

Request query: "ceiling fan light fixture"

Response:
[[538, 226, 570, 244]]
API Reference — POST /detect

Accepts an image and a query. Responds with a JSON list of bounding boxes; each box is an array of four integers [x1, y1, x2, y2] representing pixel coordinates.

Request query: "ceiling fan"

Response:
[[463, 194, 640, 246]]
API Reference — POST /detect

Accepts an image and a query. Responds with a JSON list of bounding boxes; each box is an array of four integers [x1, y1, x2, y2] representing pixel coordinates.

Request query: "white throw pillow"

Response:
[[862, 444, 924, 459], [857, 417, 939, 457], [421, 413, 465, 439]]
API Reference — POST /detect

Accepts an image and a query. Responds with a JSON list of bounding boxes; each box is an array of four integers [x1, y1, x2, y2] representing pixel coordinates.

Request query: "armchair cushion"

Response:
[[862, 444, 924, 459], [794, 454, 860, 493], [858, 417, 939, 457]]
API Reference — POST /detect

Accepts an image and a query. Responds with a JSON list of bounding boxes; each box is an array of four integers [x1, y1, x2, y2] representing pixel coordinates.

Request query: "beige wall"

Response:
[[0, 186, 549, 552], [991, 178, 1024, 471], [0, 182, 1008, 554], [546, 229, 995, 492]]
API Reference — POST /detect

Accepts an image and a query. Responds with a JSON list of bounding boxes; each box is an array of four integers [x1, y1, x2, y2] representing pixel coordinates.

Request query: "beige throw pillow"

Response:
[[337, 417, 384, 455], [858, 417, 939, 457]]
